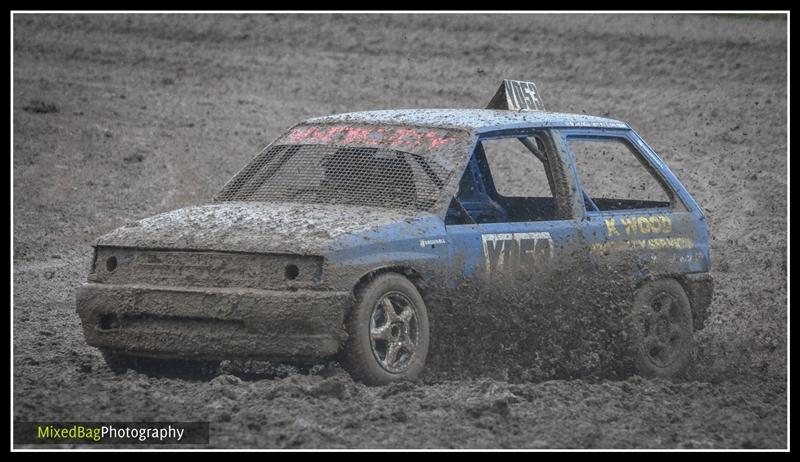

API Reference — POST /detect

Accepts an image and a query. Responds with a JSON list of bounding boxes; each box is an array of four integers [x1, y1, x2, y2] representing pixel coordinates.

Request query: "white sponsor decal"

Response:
[[481, 232, 554, 275], [420, 238, 447, 248]]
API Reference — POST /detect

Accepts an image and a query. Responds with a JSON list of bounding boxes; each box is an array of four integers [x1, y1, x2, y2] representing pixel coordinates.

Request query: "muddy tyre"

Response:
[[631, 279, 694, 378], [341, 273, 430, 386], [101, 349, 136, 374]]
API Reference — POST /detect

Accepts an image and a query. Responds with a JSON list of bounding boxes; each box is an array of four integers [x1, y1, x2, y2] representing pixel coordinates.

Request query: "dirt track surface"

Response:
[[13, 14, 787, 448]]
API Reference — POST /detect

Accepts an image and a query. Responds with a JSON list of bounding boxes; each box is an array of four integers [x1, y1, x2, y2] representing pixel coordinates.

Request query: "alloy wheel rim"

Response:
[[369, 292, 419, 374], [641, 291, 688, 367]]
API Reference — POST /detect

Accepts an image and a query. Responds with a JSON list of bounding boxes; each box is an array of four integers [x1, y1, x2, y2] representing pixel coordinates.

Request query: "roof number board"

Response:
[[486, 79, 546, 112]]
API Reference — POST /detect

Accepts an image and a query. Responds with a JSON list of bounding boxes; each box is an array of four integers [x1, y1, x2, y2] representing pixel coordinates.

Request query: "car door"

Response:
[[558, 128, 705, 285], [442, 129, 590, 365]]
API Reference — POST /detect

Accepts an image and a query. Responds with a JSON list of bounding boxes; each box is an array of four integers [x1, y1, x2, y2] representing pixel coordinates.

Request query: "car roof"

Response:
[[305, 109, 629, 133]]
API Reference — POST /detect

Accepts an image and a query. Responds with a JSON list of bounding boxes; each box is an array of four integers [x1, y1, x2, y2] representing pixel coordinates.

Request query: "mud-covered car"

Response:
[[76, 81, 713, 385]]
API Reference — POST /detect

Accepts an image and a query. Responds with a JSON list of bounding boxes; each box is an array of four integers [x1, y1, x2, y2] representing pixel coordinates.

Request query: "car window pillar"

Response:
[[547, 130, 585, 221]]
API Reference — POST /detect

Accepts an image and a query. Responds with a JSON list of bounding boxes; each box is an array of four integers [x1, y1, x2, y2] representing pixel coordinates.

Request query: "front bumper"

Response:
[[75, 283, 353, 361]]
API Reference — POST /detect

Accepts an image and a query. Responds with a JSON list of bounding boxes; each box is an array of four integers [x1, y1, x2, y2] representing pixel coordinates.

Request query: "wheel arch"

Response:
[[351, 265, 429, 303]]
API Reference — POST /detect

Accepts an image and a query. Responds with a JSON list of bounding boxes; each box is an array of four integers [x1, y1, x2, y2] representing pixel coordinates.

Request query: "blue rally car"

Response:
[[76, 81, 713, 385]]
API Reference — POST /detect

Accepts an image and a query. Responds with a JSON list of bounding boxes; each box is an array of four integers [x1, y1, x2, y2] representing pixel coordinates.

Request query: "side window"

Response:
[[451, 134, 560, 223], [482, 137, 553, 199], [567, 137, 672, 212]]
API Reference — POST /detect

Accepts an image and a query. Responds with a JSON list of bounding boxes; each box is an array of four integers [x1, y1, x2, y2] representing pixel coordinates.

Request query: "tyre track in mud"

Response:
[[13, 14, 787, 448]]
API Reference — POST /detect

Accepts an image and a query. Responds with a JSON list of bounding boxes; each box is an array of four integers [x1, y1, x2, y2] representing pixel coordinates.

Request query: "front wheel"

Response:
[[340, 273, 430, 385], [631, 279, 694, 378]]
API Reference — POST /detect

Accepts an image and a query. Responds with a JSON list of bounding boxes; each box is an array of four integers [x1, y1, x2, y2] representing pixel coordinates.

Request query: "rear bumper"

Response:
[[75, 283, 353, 361], [681, 273, 714, 330]]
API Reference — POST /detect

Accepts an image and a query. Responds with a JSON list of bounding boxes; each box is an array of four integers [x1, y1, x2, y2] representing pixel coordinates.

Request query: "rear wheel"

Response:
[[340, 273, 430, 385], [631, 279, 694, 378]]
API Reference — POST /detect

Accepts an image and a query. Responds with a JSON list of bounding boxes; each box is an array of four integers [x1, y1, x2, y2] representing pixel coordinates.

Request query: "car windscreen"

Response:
[[215, 124, 471, 212]]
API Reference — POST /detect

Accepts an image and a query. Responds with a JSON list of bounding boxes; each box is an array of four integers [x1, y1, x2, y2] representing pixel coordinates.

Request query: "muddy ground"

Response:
[[12, 14, 787, 449]]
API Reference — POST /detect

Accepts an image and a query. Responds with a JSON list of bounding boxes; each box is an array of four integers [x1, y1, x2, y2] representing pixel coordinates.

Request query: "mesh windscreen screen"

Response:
[[215, 144, 451, 212]]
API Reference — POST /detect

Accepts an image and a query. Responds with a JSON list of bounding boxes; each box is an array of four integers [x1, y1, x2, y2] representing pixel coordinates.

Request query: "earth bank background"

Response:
[[13, 14, 787, 448]]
